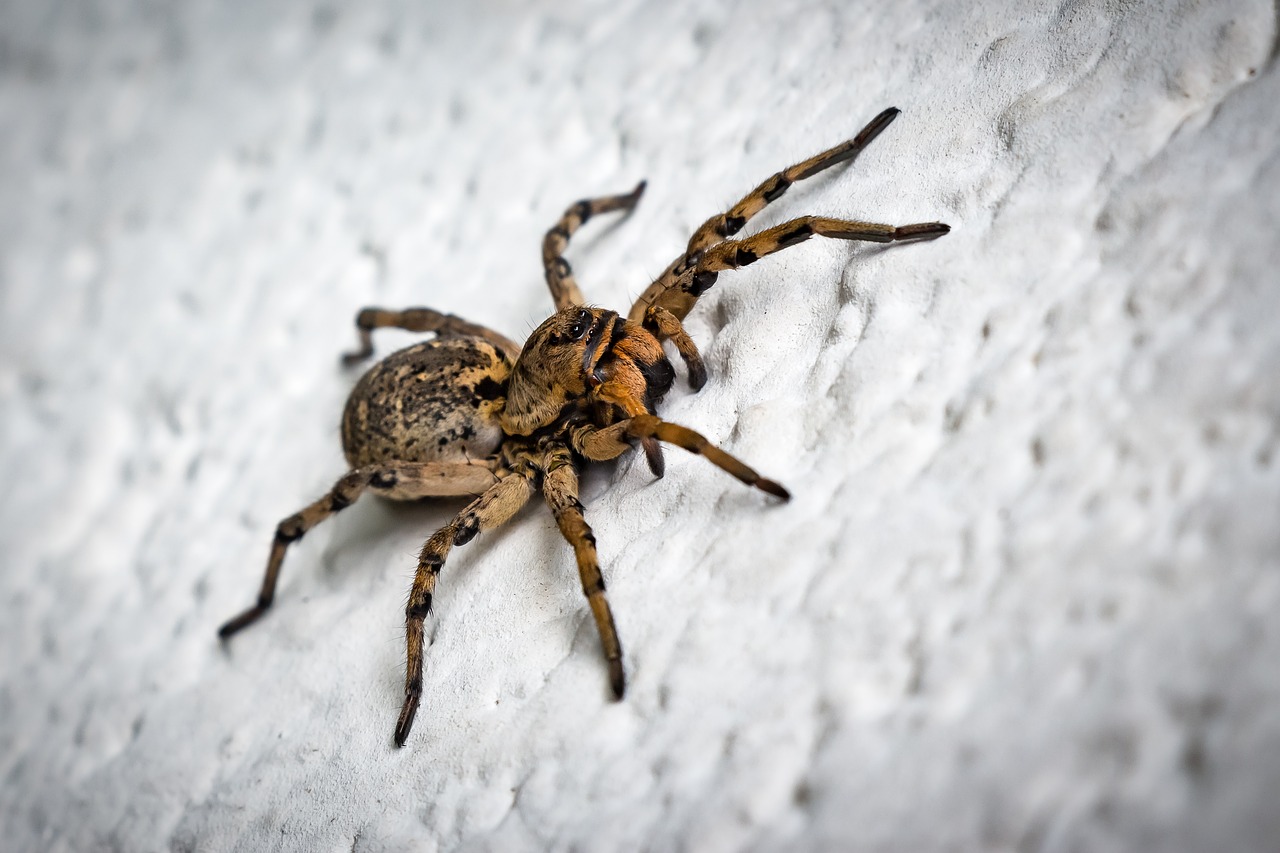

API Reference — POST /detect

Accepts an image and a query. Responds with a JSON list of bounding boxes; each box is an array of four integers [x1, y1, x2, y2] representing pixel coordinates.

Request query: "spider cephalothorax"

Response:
[[218, 107, 949, 747], [502, 306, 674, 437]]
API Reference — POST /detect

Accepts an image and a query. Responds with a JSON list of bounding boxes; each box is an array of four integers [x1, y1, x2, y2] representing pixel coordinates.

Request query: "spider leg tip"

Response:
[[626, 180, 647, 206], [873, 106, 901, 127], [897, 222, 951, 242], [610, 667, 626, 700], [217, 607, 263, 639], [643, 437, 666, 478], [688, 364, 708, 391], [759, 479, 791, 501], [395, 694, 421, 747]]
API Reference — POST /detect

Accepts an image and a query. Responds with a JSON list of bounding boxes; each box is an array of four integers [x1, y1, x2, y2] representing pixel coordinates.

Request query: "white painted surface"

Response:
[[2, 1, 1278, 850]]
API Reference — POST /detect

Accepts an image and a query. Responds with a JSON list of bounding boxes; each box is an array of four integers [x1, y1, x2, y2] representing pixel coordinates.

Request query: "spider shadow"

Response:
[[318, 480, 608, 610], [244, 450, 661, 657], [320, 495, 475, 589]]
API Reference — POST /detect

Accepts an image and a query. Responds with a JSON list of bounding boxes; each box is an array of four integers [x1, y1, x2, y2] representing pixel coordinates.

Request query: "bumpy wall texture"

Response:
[[2, 1, 1278, 850]]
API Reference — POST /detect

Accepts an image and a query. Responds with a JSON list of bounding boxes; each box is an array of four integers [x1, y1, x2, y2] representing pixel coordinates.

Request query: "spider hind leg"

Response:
[[218, 460, 500, 640], [341, 306, 519, 366], [540, 448, 626, 699], [396, 472, 534, 747]]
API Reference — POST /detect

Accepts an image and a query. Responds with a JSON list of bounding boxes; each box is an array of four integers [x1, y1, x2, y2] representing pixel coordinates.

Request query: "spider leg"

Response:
[[342, 307, 520, 366], [539, 447, 626, 700], [627, 106, 903, 326], [569, 417, 668, 476], [689, 106, 903, 257], [570, 416, 788, 498], [396, 472, 533, 747], [592, 380, 666, 476], [695, 216, 950, 282], [218, 460, 500, 639], [544, 180, 647, 310], [625, 414, 791, 500], [568, 420, 632, 462], [633, 215, 948, 388], [645, 304, 707, 391]]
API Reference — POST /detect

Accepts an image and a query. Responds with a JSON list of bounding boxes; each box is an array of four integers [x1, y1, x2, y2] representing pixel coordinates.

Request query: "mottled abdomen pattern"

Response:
[[341, 338, 511, 468]]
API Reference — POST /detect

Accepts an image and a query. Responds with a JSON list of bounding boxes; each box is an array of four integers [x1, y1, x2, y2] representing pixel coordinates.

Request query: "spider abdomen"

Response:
[[341, 338, 511, 469]]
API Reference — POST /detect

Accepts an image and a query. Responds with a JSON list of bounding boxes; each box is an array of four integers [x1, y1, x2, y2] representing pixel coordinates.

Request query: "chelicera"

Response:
[[218, 107, 949, 747]]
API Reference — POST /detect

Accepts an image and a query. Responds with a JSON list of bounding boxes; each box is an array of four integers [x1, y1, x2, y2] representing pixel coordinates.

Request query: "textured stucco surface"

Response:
[[2, 1, 1279, 850]]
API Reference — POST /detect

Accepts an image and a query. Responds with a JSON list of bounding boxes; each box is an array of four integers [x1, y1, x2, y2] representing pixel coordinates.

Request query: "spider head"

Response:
[[502, 306, 673, 436]]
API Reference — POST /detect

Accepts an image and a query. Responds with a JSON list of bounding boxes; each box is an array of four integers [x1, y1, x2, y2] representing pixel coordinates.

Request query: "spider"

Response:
[[218, 106, 949, 747]]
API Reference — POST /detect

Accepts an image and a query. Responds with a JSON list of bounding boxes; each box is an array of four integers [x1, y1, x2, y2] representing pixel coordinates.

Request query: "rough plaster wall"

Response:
[[2, 0, 1278, 850]]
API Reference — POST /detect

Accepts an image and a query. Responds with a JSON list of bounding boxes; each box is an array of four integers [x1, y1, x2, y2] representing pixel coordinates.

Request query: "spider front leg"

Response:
[[685, 106, 903, 257], [396, 472, 534, 747], [627, 106, 904, 328], [570, 417, 789, 500], [342, 307, 520, 366], [635, 216, 948, 387], [693, 216, 950, 285], [538, 447, 626, 699], [626, 415, 791, 499], [218, 460, 500, 639], [544, 181, 646, 310], [628, 107, 949, 389]]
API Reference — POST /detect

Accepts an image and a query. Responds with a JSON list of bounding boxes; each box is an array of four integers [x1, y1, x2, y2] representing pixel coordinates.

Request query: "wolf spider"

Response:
[[218, 107, 949, 747]]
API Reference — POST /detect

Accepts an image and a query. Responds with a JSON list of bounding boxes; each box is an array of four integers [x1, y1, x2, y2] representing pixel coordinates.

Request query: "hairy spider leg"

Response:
[[643, 304, 707, 390], [637, 216, 948, 387], [570, 416, 790, 500], [544, 181, 647, 311], [342, 306, 520, 366], [624, 415, 791, 499], [629, 107, 950, 389], [628, 106, 902, 328], [694, 217, 950, 280], [539, 447, 626, 699], [218, 460, 500, 639], [685, 106, 903, 257], [567, 420, 632, 461], [396, 472, 534, 747]]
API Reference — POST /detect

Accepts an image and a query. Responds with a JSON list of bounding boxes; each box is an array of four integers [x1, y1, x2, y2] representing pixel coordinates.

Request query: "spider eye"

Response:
[[568, 310, 591, 341]]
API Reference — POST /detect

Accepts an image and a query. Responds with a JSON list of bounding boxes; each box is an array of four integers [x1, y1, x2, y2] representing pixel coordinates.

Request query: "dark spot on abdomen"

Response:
[[472, 376, 506, 400]]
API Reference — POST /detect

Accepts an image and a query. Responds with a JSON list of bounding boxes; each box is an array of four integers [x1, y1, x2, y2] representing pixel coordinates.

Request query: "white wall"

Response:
[[2, 1, 1278, 850]]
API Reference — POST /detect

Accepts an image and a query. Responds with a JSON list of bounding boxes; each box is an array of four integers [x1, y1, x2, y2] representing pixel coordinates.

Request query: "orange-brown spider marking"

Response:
[[218, 107, 948, 747]]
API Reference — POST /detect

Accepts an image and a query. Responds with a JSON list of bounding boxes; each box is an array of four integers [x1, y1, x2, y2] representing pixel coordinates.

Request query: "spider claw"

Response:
[[609, 660, 626, 699], [757, 478, 791, 501], [217, 605, 266, 639], [856, 106, 900, 146], [627, 180, 647, 205], [895, 222, 950, 242], [687, 359, 708, 392], [394, 693, 421, 748], [643, 437, 665, 478]]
